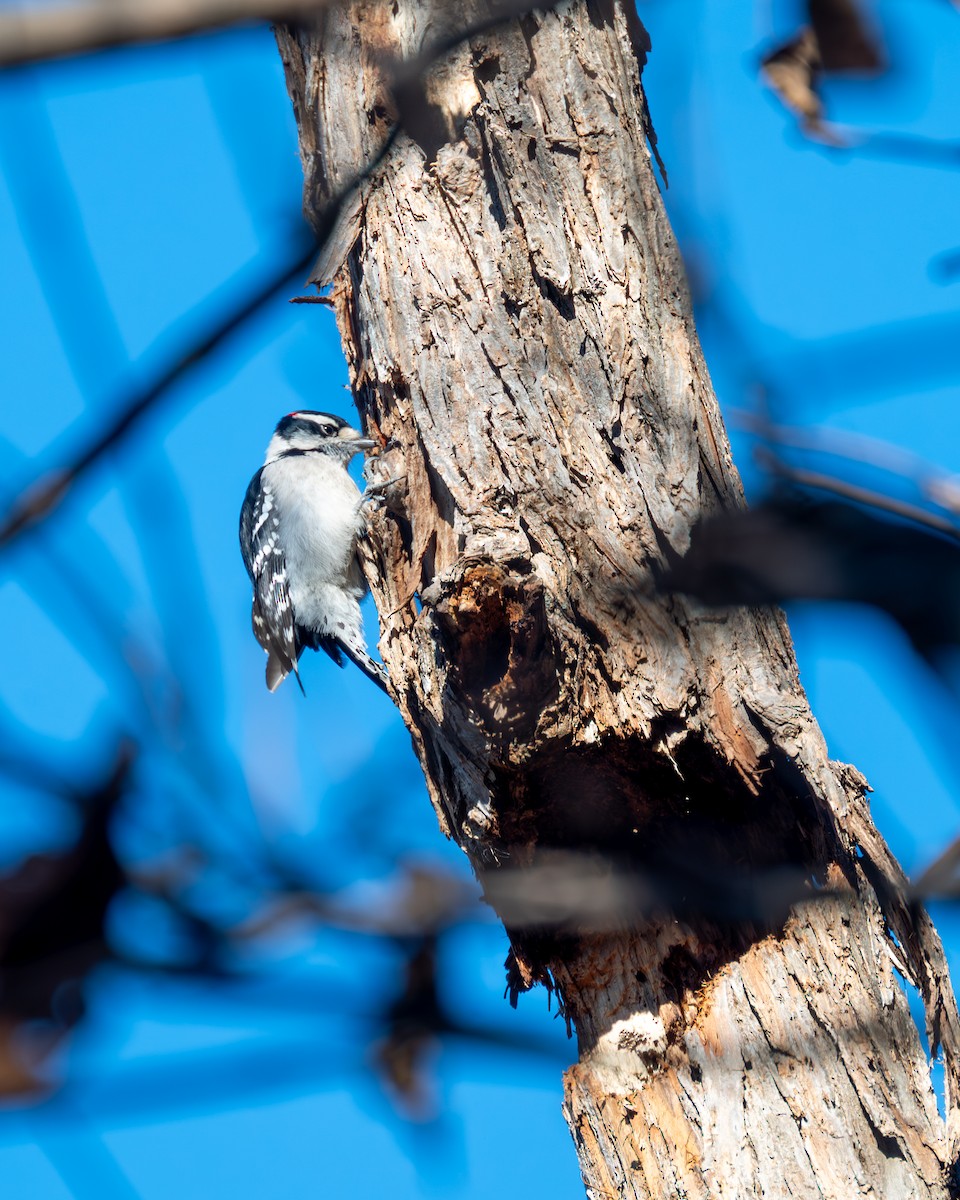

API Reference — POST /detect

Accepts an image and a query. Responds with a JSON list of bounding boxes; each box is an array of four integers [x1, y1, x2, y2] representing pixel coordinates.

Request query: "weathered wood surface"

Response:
[[276, 3, 960, 1195]]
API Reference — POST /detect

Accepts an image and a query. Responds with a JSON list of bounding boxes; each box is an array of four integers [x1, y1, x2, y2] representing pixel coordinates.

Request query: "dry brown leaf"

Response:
[[761, 27, 824, 126]]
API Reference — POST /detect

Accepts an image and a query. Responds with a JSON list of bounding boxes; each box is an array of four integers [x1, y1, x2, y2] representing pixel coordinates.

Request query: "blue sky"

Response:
[[0, 0, 959, 1196]]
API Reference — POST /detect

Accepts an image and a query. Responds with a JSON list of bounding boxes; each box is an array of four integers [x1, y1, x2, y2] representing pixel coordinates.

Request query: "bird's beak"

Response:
[[338, 426, 377, 450]]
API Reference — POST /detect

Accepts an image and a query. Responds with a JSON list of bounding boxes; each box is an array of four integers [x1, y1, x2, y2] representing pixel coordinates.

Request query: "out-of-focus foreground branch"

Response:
[[0, 0, 334, 67], [0, 238, 317, 550]]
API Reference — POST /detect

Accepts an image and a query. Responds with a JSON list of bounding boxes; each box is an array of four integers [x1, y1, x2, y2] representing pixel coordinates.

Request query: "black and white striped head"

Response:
[[264, 410, 376, 464]]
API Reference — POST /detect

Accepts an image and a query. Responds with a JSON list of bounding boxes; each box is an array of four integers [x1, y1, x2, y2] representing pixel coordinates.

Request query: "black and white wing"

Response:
[[239, 468, 300, 692]]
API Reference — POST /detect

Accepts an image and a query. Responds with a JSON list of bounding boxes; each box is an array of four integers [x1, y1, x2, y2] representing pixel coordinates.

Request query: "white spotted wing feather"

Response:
[[239, 468, 300, 691]]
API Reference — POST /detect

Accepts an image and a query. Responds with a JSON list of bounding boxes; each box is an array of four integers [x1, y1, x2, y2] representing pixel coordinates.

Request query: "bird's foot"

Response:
[[360, 475, 406, 506]]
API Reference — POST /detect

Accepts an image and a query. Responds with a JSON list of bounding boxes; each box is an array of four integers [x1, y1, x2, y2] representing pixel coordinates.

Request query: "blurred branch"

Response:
[[0, 0, 566, 71], [930, 246, 960, 283], [0, 69, 129, 391], [759, 0, 882, 133], [0, 236, 317, 551], [808, 0, 883, 70], [662, 490, 960, 664], [20, 1007, 566, 1128], [0, 0, 582, 552], [302, 0, 575, 284], [737, 412, 960, 518], [34, 1117, 142, 1200], [0, 0, 334, 68], [913, 839, 960, 900], [844, 131, 960, 169], [757, 449, 960, 539], [0, 73, 292, 834], [833, 129, 960, 170], [484, 849, 831, 932], [736, 411, 939, 480], [0, 740, 82, 803], [755, 0, 960, 168], [0, 745, 133, 1097], [123, 452, 238, 797], [0, 0, 563, 549], [0, 82, 243, 781]]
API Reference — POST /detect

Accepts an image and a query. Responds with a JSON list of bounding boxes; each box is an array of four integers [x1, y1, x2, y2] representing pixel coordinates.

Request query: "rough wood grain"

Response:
[[276, 3, 960, 1195]]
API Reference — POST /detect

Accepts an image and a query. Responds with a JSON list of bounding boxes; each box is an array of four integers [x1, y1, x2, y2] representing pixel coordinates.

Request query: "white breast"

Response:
[[264, 455, 367, 637]]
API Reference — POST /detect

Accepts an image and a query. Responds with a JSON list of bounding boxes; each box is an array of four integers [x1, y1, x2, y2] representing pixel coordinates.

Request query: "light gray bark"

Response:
[[276, 3, 960, 1195]]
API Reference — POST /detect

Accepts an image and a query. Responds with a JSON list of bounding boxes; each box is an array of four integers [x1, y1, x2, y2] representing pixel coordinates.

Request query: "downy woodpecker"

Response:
[[239, 410, 389, 693]]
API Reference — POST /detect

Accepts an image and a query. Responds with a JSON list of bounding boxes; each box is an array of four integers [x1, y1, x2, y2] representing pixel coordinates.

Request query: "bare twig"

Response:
[[756, 448, 960, 540], [737, 411, 960, 518]]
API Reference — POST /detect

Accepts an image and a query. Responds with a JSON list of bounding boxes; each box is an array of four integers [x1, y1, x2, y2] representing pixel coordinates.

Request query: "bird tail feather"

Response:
[[266, 650, 305, 695]]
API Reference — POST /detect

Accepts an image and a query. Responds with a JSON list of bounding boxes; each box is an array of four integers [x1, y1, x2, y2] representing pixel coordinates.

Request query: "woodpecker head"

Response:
[[264, 410, 376, 464]]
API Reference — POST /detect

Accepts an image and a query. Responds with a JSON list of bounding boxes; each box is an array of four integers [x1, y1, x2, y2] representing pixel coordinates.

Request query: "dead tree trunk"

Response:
[[276, 3, 960, 1195]]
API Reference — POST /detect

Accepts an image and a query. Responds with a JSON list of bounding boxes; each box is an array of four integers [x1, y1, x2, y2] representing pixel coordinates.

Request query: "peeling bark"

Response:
[[276, 3, 960, 1195]]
